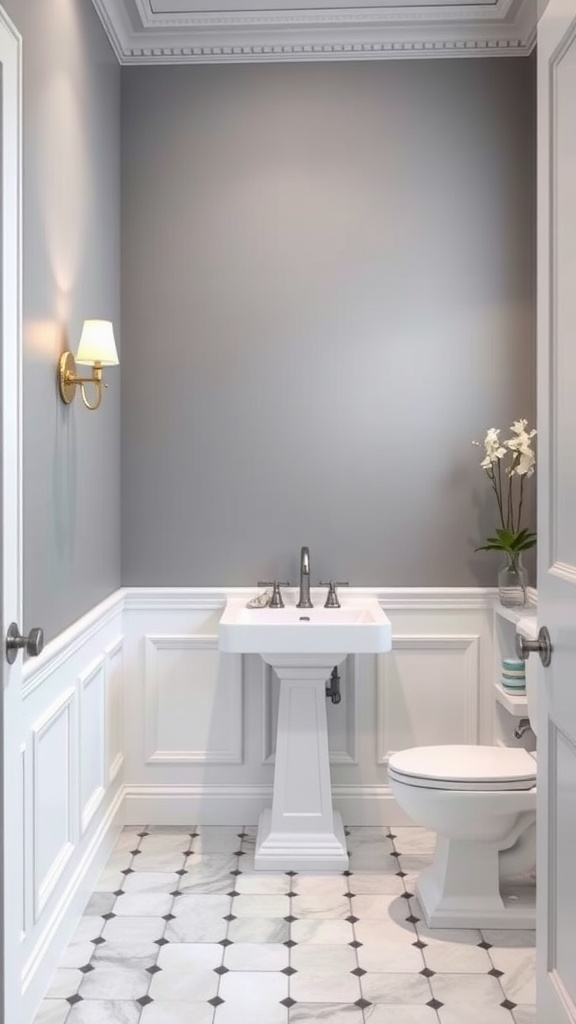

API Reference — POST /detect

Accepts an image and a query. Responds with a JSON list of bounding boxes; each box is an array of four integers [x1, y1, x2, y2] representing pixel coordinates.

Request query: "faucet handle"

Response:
[[319, 581, 349, 608], [257, 581, 290, 608]]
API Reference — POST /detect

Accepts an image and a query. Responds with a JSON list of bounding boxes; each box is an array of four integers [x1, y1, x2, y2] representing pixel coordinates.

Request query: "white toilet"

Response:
[[388, 617, 538, 929]]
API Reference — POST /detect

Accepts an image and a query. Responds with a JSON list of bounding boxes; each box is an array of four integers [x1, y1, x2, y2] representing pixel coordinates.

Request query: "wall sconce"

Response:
[[58, 319, 119, 411]]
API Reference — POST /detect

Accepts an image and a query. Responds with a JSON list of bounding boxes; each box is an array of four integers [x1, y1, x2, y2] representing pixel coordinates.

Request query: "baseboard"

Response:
[[123, 784, 411, 827], [22, 785, 124, 1024]]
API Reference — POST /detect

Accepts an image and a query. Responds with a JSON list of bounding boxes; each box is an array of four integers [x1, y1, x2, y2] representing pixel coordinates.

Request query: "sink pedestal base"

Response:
[[255, 654, 349, 872]]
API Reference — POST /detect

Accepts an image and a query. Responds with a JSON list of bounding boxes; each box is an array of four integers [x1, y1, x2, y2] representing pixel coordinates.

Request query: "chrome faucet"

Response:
[[297, 546, 313, 608]]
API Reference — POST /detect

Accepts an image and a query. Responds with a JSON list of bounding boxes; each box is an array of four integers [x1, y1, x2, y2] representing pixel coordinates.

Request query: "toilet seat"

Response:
[[388, 745, 536, 792]]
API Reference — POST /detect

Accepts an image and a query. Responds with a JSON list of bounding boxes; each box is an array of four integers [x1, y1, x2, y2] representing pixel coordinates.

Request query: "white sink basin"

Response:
[[219, 593, 392, 654]]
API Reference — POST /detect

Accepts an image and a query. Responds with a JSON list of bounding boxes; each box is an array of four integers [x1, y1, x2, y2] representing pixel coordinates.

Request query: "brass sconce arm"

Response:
[[58, 321, 118, 411], [58, 353, 107, 410]]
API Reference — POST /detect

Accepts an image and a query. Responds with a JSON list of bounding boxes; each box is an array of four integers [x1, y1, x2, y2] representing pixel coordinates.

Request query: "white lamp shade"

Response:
[[76, 320, 119, 366]]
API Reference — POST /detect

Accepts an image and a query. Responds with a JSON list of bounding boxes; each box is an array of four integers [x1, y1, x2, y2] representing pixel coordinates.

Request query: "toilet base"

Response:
[[416, 834, 535, 929]]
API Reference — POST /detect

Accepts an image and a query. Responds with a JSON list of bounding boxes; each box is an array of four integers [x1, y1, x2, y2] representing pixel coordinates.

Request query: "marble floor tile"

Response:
[[289, 1004, 364, 1023], [512, 1006, 536, 1024], [70, 918, 104, 944], [113, 828, 145, 852], [138, 833, 192, 854], [291, 919, 355, 945], [34, 1000, 71, 1024], [357, 943, 425, 974], [145, 826, 196, 837], [46, 970, 83, 999], [360, 973, 431, 1004], [354, 918, 418, 948], [291, 944, 357, 975], [66, 1000, 142, 1024], [290, 970, 362, 1003], [492, 949, 536, 1004], [78, 965, 151, 1000], [178, 855, 238, 895], [422, 939, 493, 974], [148, 967, 219, 1001], [193, 826, 244, 853], [391, 828, 437, 856], [347, 872, 405, 895], [131, 853, 187, 873], [121, 872, 180, 895], [235, 871, 291, 895], [59, 943, 97, 970], [438, 1008, 515, 1024], [218, 969, 289, 1014], [364, 1007, 439, 1023], [164, 893, 230, 942], [430, 972, 508, 1006], [113, 893, 173, 917], [224, 941, 289, 971], [91, 941, 159, 970], [482, 930, 536, 949], [84, 893, 116, 916], [213, 1002, 288, 1024], [232, 894, 291, 918], [351, 894, 412, 922], [140, 1001, 215, 1024], [93, 870, 125, 894], [227, 916, 290, 944], [157, 942, 223, 971], [293, 876, 350, 898], [291, 894, 351, 920], [101, 916, 166, 944]]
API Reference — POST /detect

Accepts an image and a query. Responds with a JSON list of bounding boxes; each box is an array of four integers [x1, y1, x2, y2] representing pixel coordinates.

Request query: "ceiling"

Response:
[[92, 0, 535, 63]]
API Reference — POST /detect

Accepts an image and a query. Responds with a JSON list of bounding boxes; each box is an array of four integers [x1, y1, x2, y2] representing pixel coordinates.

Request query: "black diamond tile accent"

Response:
[[237, 832, 248, 838], [387, 833, 397, 839], [233, 850, 245, 857], [351, 967, 366, 977], [345, 892, 356, 899], [79, 964, 94, 974], [214, 966, 229, 975], [286, 871, 297, 877], [280, 998, 296, 1008], [162, 913, 175, 922], [175, 869, 187, 877], [400, 891, 413, 900], [420, 968, 435, 978], [130, 848, 141, 856], [121, 868, 134, 875], [396, 871, 407, 878], [427, 999, 443, 1010], [101, 912, 116, 920], [286, 891, 298, 898], [208, 997, 225, 1007], [406, 915, 420, 925], [390, 851, 401, 859], [488, 968, 504, 978], [282, 966, 297, 976], [284, 940, 297, 948], [227, 891, 240, 898], [190, 832, 199, 838], [91, 936, 105, 946], [169, 890, 181, 897], [113, 889, 124, 897], [412, 940, 427, 950], [231, 870, 242, 877], [155, 937, 169, 947], [147, 965, 162, 975], [501, 1000, 517, 1011], [184, 850, 194, 857], [138, 996, 154, 1007], [345, 915, 359, 924], [219, 938, 233, 947], [354, 999, 372, 1010], [349, 940, 362, 949], [284, 915, 297, 923], [343, 870, 353, 877], [67, 994, 83, 1006], [478, 940, 493, 950], [223, 914, 237, 922], [137, 831, 150, 837]]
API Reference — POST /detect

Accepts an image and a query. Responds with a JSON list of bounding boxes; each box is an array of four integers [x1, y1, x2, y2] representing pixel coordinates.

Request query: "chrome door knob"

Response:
[[516, 626, 552, 668], [5, 622, 44, 664]]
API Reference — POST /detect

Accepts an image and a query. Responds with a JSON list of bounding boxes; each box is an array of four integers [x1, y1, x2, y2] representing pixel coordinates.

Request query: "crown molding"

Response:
[[91, 0, 536, 63]]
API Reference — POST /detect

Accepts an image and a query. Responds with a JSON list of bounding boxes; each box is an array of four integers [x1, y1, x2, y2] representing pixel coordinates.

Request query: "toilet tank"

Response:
[[517, 616, 539, 735]]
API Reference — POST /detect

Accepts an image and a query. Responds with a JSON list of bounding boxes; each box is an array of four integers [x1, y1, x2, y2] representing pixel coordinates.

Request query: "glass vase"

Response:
[[498, 552, 528, 608]]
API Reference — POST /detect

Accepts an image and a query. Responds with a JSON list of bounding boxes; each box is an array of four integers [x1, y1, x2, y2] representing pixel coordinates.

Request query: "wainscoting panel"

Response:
[[376, 634, 481, 764], [106, 638, 124, 783], [78, 656, 107, 835], [144, 634, 243, 764]]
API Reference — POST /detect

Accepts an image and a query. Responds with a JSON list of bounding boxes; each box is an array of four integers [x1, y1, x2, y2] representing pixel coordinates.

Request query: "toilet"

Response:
[[388, 617, 538, 929]]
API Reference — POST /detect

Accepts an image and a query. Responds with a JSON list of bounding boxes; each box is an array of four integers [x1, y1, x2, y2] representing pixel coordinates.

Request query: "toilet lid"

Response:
[[388, 745, 537, 791]]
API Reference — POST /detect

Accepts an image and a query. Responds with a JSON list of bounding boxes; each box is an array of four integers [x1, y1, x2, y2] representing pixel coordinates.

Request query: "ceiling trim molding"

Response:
[[92, 0, 536, 63]]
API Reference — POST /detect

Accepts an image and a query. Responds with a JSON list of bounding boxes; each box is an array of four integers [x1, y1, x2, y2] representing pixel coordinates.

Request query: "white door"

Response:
[[0, 8, 24, 1023], [536, 0, 576, 1020]]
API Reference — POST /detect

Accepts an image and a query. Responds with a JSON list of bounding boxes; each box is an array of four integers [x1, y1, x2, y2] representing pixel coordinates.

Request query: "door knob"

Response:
[[516, 626, 552, 668], [5, 622, 44, 664]]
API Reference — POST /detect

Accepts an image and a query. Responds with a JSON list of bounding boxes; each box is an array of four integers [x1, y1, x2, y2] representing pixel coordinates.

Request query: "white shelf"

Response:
[[493, 602, 537, 626], [495, 683, 528, 717]]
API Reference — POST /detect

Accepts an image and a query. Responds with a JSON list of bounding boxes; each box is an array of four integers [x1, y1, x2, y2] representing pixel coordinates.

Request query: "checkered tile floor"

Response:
[[34, 825, 536, 1024]]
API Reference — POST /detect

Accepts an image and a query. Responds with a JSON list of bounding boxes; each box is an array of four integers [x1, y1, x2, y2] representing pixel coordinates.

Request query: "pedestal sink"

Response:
[[219, 593, 392, 871]]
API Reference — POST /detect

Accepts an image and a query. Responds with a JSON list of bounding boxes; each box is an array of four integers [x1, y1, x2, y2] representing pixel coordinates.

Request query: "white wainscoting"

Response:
[[121, 587, 496, 828], [21, 593, 125, 1024]]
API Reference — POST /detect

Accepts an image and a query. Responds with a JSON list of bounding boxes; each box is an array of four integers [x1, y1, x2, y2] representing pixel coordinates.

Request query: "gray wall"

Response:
[[5, 0, 121, 640], [121, 59, 536, 588]]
